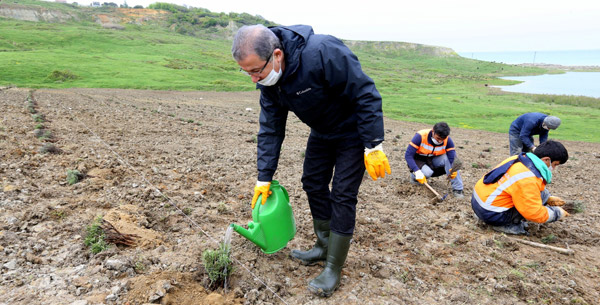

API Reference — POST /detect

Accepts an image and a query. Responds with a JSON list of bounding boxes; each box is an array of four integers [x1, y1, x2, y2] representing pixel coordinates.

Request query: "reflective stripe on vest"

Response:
[[415, 129, 448, 157], [473, 170, 536, 213]]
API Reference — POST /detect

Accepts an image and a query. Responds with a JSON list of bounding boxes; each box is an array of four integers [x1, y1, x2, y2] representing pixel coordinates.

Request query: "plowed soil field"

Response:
[[1, 87, 599, 305]]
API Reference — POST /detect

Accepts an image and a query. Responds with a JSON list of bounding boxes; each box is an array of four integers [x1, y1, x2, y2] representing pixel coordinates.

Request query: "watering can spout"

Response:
[[230, 223, 267, 250]]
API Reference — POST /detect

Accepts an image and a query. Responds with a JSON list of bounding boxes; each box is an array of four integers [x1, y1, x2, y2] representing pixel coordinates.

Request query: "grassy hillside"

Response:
[[0, 18, 249, 91], [1, 1, 599, 142], [4, 0, 83, 11]]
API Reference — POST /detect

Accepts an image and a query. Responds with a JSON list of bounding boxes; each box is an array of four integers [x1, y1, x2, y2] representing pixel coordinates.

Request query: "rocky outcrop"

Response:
[[0, 4, 169, 28], [344, 40, 458, 57], [0, 4, 81, 23]]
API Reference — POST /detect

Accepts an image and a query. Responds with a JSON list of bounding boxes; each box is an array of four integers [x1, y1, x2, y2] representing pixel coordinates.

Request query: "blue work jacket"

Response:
[[509, 112, 549, 149]]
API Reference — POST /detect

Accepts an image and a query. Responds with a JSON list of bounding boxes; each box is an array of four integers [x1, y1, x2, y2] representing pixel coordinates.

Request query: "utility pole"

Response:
[[533, 51, 537, 64]]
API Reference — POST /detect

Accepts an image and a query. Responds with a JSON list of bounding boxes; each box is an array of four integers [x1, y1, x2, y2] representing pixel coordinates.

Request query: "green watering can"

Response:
[[231, 180, 296, 254]]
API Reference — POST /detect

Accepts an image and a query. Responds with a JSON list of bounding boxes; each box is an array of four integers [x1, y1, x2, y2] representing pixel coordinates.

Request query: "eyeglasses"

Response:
[[239, 53, 272, 76]]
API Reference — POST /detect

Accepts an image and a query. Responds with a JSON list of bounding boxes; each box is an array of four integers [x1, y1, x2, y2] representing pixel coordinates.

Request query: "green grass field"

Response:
[[0, 19, 251, 91], [1, 6, 599, 143]]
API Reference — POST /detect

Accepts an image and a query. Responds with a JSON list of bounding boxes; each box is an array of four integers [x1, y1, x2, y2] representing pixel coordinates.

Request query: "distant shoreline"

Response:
[[495, 71, 600, 99], [458, 50, 600, 69], [518, 63, 600, 72]]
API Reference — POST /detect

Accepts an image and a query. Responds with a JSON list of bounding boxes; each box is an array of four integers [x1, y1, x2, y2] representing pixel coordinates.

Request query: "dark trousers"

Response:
[[301, 134, 365, 235]]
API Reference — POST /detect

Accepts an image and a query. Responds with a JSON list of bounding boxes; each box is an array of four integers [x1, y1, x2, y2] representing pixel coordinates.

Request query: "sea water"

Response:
[[495, 72, 600, 98], [457, 49, 600, 98]]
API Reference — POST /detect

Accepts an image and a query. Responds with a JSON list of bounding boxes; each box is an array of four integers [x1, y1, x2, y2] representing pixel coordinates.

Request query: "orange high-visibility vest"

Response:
[[472, 156, 550, 223], [409, 129, 453, 157]]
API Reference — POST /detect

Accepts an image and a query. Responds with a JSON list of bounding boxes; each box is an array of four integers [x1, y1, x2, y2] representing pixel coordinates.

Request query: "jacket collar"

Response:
[[526, 153, 552, 183], [269, 25, 313, 82]]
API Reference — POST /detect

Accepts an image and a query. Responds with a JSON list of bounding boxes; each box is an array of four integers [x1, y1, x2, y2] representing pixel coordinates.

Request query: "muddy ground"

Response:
[[1, 87, 599, 305]]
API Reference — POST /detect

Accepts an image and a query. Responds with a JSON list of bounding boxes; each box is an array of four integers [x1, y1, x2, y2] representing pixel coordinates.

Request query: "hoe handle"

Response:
[[424, 182, 442, 200]]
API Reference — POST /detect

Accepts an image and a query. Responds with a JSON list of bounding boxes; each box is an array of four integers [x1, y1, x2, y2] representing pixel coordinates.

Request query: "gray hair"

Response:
[[231, 24, 282, 62]]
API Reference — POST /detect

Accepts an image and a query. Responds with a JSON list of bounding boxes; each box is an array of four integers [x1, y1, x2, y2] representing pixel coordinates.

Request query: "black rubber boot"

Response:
[[492, 221, 529, 235], [290, 219, 330, 265], [307, 232, 352, 297]]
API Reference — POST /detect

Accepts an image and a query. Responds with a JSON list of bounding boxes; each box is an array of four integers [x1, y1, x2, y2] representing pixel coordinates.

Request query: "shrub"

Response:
[[42, 130, 53, 140], [564, 200, 586, 214], [135, 261, 145, 272], [541, 234, 556, 244], [201, 18, 218, 28], [148, 2, 188, 13], [39, 143, 61, 154], [36, 130, 53, 141], [50, 209, 66, 220], [32, 114, 45, 122], [47, 69, 79, 82], [84, 216, 109, 254], [471, 162, 490, 169], [217, 203, 228, 214], [33, 129, 45, 138], [67, 169, 83, 185], [202, 242, 233, 290]]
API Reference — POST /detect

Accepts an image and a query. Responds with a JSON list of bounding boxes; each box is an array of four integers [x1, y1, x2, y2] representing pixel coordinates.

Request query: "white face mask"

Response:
[[258, 52, 282, 86], [431, 137, 443, 145]]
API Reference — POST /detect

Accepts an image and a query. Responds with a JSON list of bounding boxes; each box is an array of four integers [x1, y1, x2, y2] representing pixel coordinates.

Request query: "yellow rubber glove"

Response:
[[251, 181, 271, 209], [364, 144, 391, 181], [414, 170, 427, 184], [547, 196, 566, 206], [449, 169, 458, 179]]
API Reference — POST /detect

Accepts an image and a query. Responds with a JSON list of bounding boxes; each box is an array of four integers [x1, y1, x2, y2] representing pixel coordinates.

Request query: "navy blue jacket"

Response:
[[256, 25, 384, 181], [509, 112, 549, 149]]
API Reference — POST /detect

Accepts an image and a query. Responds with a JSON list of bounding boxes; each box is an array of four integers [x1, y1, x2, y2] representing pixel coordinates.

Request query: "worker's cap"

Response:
[[543, 116, 561, 129]]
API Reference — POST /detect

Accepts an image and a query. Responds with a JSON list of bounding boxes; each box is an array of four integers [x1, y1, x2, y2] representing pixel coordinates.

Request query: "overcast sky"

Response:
[[58, 0, 600, 52]]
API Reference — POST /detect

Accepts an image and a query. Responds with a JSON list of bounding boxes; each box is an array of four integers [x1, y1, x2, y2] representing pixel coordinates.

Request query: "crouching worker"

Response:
[[471, 140, 569, 235], [405, 122, 464, 198]]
